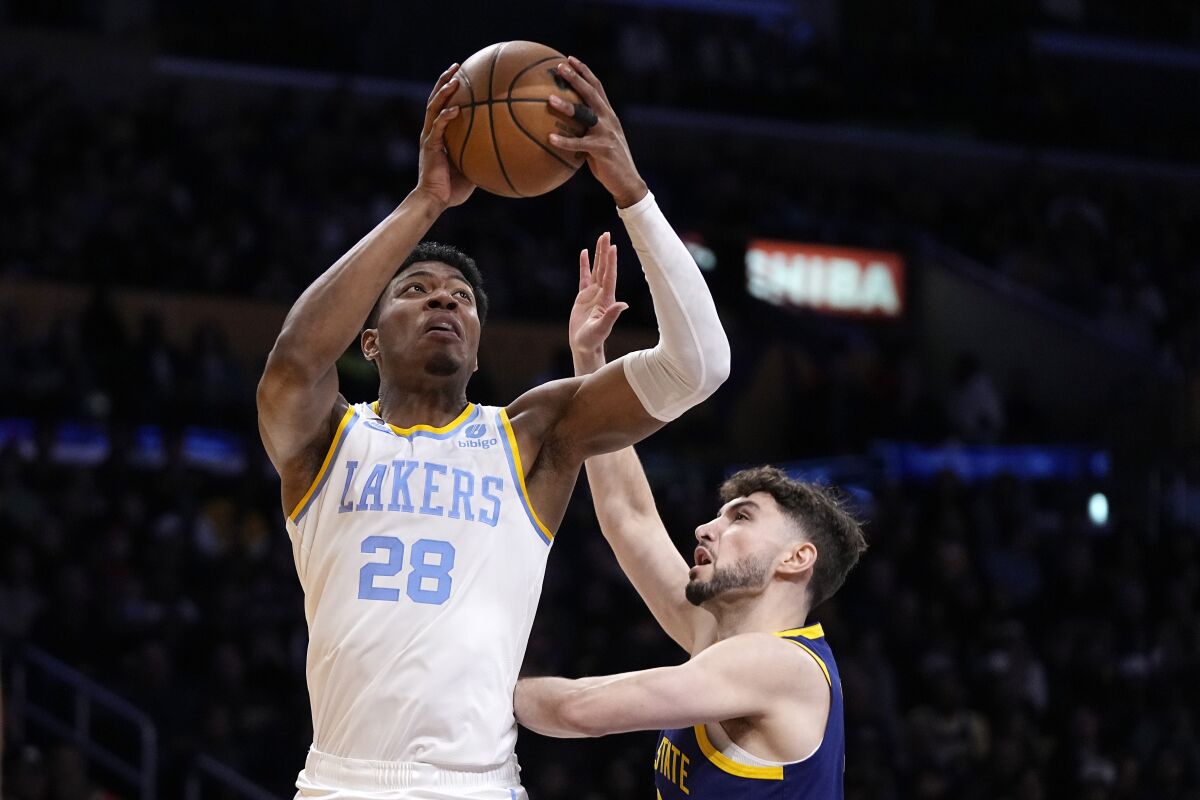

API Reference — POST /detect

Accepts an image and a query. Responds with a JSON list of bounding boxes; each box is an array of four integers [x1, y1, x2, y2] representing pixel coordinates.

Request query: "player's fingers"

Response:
[[431, 76, 460, 110], [600, 248, 619, 304], [547, 95, 598, 129], [427, 105, 461, 139], [547, 132, 593, 152], [592, 232, 609, 283], [436, 103, 462, 121], [597, 236, 613, 282], [555, 62, 605, 112], [567, 56, 611, 105], [427, 63, 460, 104], [579, 249, 591, 291], [593, 234, 609, 289], [603, 243, 619, 303], [601, 302, 629, 326], [424, 76, 460, 129]]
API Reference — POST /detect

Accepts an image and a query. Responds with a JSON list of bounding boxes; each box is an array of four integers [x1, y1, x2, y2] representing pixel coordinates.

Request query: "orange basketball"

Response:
[[443, 41, 589, 198]]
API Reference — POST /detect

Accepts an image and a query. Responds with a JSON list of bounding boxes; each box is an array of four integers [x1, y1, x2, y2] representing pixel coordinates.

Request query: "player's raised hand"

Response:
[[547, 57, 648, 209], [569, 231, 628, 375], [417, 64, 475, 208]]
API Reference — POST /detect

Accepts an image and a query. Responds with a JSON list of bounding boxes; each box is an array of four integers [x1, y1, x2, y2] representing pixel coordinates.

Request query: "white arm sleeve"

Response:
[[616, 192, 731, 421]]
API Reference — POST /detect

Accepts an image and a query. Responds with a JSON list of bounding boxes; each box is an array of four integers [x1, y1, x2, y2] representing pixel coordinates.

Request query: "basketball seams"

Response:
[[460, 98, 553, 107], [450, 41, 584, 197], [487, 42, 521, 197], [505, 54, 564, 95], [505, 54, 579, 172], [456, 66, 477, 172], [506, 102, 577, 172]]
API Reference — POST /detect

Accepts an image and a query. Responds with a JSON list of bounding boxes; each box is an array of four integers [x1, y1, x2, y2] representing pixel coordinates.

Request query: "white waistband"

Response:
[[303, 747, 522, 791]]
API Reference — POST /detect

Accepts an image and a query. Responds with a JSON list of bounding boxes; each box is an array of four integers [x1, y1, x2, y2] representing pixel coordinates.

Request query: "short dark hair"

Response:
[[365, 242, 489, 329], [719, 466, 867, 609]]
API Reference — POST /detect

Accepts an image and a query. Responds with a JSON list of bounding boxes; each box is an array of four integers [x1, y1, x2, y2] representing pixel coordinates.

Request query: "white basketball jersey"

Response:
[[285, 401, 554, 768]]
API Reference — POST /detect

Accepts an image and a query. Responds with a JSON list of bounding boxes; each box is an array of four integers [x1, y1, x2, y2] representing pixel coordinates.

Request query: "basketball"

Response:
[[444, 41, 590, 198]]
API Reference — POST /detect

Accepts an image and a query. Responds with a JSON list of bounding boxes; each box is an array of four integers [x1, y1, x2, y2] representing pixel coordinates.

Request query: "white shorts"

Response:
[[295, 747, 528, 800]]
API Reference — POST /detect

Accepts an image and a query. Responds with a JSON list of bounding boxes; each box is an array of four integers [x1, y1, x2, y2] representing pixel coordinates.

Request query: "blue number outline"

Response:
[[357, 535, 405, 601], [357, 536, 456, 605], [406, 538, 456, 605]]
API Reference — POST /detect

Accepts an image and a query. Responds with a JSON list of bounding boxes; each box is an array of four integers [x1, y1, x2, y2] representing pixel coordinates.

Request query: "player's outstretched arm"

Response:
[[569, 240, 716, 654], [257, 64, 474, 513], [513, 57, 729, 462], [515, 634, 826, 738]]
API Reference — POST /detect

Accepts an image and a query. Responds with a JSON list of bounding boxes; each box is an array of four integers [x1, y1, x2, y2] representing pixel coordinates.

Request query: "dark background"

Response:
[[1, 1, 1199, 798]]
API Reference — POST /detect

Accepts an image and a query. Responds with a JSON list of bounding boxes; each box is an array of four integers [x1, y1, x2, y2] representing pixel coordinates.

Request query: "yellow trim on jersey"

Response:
[[498, 408, 554, 542], [370, 400, 476, 435], [693, 724, 784, 780], [782, 639, 832, 688], [364, 398, 477, 434], [288, 405, 357, 522], [775, 623, 824, 640]]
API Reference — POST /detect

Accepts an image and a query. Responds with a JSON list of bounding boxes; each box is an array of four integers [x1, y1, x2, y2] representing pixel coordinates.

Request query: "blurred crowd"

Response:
[[0, 300, 253, 430], [5, 0, 1199, 159], [0, 286, 1050, 472], [2, 53, 1198, 378], [3, 428, 1200, 798]]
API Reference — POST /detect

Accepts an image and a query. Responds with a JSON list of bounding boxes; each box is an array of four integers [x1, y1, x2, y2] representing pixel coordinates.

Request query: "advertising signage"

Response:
[[746, 240, 906, 319]]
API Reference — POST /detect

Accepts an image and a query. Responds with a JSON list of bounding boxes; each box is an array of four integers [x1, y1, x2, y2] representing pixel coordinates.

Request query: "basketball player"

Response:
[[513, 240, 867, 798], [256, 57, 730, 798]]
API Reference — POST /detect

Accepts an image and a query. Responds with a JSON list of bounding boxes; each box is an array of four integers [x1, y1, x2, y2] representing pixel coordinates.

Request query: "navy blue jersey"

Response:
[[653, 624, 844, 799]]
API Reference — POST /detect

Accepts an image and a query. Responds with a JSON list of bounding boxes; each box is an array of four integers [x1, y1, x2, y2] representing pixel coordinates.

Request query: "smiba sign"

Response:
[[745, 240, 906, 319]]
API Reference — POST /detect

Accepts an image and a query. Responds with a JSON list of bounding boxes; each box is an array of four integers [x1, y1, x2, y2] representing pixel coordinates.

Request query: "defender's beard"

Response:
[[685, 551, 774, 606]]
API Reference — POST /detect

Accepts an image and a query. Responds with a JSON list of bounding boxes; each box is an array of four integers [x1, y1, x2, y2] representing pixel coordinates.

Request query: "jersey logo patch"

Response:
[[460, 422, 497, 450], [363, 418, 394, 434]]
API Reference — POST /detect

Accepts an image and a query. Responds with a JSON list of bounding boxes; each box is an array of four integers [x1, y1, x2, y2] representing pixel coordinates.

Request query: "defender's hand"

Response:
[[547, 57, 648, 209], [416, 64, 476, 209], [569, 231, 628, 374]]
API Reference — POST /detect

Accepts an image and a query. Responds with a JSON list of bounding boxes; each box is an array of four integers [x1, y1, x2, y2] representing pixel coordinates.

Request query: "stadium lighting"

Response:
[[1088, 493, 1109, 527]]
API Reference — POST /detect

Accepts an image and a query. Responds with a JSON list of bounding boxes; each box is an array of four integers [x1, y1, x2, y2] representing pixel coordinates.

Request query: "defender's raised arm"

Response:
[[568, 239, 717, 654]]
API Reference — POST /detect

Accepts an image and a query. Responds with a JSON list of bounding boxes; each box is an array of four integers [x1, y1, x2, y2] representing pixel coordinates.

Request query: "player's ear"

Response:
[[472, 357, 479, 374], [362, 328, 380, 363], [778, 541, 816, 577]]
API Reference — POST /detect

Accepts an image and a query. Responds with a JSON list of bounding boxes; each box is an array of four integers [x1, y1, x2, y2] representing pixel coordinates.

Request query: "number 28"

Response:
[[358, 536, 455, 605]]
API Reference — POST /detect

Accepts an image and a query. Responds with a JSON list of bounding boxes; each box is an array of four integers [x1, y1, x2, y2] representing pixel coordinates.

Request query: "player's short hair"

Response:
[[365, 242, 489, 329], [719, 466, 867, 609]]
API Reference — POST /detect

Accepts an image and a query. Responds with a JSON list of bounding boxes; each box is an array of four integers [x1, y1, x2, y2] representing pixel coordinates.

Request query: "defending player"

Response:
[[514, 240, 867, 798], [256, 57, 729, 798]]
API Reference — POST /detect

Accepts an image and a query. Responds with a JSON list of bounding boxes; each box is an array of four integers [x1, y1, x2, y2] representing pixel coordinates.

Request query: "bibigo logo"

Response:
[[460, 423, 498, 449]]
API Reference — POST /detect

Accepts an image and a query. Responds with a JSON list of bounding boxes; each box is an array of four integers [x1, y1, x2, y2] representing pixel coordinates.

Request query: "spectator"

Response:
[[947, 353, 1006, 443]]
